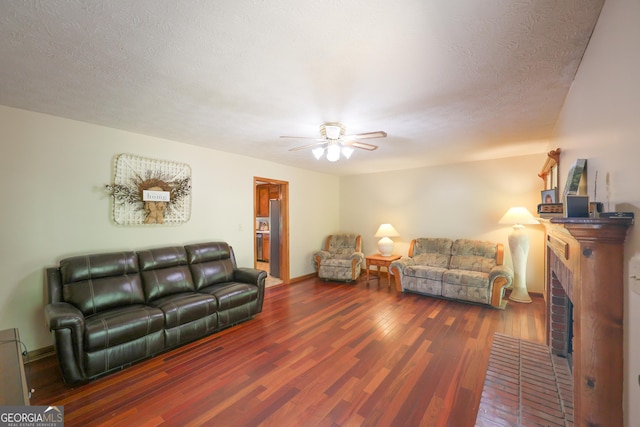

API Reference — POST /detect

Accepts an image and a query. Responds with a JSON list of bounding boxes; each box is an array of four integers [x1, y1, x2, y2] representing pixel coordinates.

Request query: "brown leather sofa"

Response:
[[44, 241, 266, 384]]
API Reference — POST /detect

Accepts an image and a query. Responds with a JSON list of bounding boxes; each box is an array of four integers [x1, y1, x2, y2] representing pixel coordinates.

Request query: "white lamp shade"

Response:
[[374, 223, 399, 238], [498, 207, 539, 226]]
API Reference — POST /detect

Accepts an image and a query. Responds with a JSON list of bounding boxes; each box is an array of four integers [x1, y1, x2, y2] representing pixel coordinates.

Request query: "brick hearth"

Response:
[[475, 333, 573, 427]]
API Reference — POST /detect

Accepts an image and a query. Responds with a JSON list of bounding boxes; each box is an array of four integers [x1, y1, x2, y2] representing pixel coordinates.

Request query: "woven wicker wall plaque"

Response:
[[106, 154, 192, 225]]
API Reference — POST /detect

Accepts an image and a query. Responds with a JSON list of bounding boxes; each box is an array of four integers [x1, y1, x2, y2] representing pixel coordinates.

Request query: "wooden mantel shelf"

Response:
[[541, 216, 632, 427], [550, 216, 633, 241]]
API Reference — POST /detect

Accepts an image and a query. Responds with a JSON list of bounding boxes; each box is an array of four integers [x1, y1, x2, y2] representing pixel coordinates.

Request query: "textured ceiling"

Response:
[[0, 0, 603, 175]]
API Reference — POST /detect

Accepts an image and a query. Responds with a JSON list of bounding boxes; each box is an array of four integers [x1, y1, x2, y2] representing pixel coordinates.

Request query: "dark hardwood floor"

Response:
[[29, 276, 546, 427]]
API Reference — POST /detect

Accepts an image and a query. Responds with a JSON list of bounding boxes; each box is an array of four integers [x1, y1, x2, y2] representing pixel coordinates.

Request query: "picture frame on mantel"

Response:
[[563, 158, 587, 197], [541, 188, 558, 204]]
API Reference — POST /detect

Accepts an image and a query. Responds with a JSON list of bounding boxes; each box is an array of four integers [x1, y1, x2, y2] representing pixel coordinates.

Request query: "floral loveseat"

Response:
[[389, 238, 513, 308], [314, 233, 365, 281]]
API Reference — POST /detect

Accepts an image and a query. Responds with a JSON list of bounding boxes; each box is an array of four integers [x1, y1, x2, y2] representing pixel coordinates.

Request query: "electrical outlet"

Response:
[[630, 256, 640, 296]]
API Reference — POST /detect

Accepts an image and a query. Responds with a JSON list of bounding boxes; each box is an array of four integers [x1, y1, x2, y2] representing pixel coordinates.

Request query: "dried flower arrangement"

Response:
[[105, 154, 192, 225]]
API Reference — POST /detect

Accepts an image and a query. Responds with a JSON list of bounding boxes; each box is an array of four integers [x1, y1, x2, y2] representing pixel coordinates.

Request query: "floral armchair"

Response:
[[314, 234, 365, 281]]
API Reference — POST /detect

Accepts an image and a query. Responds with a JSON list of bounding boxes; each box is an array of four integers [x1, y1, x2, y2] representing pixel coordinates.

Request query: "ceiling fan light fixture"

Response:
[[341, 146, 354, 159], [325, 125, 342, 140], [320, 122, 345, 140], [312, 147, 324, 160], [285, 122, 385, 162], [326, 143, 341, 162]]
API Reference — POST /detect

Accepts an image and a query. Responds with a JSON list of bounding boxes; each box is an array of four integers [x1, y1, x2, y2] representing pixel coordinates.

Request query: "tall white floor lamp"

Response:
[[499, 207, 539, 303]]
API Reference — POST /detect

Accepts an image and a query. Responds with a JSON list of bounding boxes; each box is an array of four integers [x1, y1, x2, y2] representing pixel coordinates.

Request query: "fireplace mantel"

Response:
[[542, 217, 632, 427]]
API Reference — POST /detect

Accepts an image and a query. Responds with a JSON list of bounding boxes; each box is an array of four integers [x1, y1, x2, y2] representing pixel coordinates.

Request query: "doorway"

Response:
[[254, 177, 289, 287]]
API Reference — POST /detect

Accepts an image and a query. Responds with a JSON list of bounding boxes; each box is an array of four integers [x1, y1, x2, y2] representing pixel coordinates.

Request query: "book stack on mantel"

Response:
[[600, 212, 634, 219], [538, 202, 608, 219], [537, 203, 563, 218]]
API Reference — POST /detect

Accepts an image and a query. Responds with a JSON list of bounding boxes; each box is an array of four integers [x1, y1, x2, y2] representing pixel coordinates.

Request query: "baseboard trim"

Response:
[[289, 273, 317, 284], [26, 345, 55, 363]]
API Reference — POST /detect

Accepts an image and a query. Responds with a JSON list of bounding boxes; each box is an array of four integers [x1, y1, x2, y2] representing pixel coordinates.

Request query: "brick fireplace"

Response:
[[543, 217, 631, 426], [548, 271, 573, 365]]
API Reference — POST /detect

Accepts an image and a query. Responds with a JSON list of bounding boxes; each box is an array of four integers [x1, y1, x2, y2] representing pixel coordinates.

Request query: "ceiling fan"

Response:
[[281, 122, 387, 161]]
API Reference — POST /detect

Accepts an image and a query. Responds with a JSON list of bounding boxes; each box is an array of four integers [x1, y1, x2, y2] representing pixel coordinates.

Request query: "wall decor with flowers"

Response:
[[105, 154, 192, 225]]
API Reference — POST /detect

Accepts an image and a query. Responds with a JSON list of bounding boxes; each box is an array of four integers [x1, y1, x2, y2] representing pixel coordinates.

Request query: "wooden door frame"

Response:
[[253, 177, 290, 285]]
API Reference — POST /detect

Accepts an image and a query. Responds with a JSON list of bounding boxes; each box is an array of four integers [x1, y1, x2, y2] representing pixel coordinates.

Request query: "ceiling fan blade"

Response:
[[344, 131, 387, 140], [349, 141, 378, 151], [280, 135, 322, 140], [287, 141, 326, 152]]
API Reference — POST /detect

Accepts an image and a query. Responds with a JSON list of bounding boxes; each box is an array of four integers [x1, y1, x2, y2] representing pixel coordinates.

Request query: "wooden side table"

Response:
[[365, 254, 401, 287]]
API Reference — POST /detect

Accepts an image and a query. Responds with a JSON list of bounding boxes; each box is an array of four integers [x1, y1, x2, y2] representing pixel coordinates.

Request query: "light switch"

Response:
[[629, 255, 640, 295]]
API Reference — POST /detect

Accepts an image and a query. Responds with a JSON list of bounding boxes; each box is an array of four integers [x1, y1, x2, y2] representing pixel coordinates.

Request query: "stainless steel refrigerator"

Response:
[[269, 199, 280, 278]]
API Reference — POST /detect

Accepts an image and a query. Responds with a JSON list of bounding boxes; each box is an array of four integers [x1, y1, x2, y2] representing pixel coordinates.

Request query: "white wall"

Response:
[[551, 0, 640, 424], [0, 105, 339, 351], [340, 153, 546, 294]]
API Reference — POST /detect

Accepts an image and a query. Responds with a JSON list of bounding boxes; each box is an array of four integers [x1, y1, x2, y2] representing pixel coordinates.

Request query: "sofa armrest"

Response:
[[314, 250, 330, 261], [45, 302, 85, 334], [489, 265, 514, 308], [392, 257, 415, 269], [489, 265, 513, 284], [313, 250, 331, 271], [389, 257, 415, 292], [44, 302, 87, 383], [234, 267, 267, 313], [234, 267, 267, 287], [352, 251, 365, 264], [44, 302, 85, 353]]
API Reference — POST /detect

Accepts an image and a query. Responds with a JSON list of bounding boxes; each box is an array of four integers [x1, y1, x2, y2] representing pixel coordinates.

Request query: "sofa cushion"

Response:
[[442, 281, 490, 305], [443, 269, 490, 288], [138, 247, 195, 301], [404, 265, 448, 281], [412, 238, 453, 268], [84, 304, 164, 352], [138, 246, 188, 271], [148, 292, 218, 329], [318, 258, 358, 281], [185, 242, 232, 264], [199, 283, 258, 310], [186, 242, 235, 290], [402, 264, 447, 296], [61, 251, 139, 283], [412, 254, 450, 269], [60, 252, 144, 316], [328, 233, 359, 257], [322, 258, 354, 268], [449, 239, 497, 274]]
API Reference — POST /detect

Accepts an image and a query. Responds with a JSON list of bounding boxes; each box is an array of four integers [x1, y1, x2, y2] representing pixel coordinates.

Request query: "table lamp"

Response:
[[374, 224, 399, 256], [498, 207, 539, 303]]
